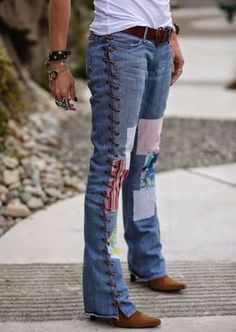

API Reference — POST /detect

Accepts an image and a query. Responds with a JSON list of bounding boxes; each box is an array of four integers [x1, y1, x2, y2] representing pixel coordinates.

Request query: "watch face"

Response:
[[49, 70, 58, 80]]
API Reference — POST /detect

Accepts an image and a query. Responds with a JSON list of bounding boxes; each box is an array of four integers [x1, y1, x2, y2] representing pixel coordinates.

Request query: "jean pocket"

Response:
[[86, 37, 98, 77], [109, 32, 143, 49]]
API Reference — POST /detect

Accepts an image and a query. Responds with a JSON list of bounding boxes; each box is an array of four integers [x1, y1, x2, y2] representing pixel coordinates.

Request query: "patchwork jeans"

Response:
[[83, 29, 173, 320]]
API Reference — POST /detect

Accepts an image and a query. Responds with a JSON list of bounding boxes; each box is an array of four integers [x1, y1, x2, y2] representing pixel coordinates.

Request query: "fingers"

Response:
[[69, 83, 77, 101], [171, 68, 183, 85], [49, 80, 61, 101], [171, 58, 184, 85], [48, 71, 78, 112]]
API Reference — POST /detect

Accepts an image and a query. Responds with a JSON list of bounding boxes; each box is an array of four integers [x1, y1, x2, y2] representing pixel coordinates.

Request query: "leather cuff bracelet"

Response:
[[48, 50, 71, 62]]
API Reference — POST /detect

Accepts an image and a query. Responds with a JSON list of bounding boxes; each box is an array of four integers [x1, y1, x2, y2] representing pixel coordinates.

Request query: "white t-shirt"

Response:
[[89, 0, 173, 35]]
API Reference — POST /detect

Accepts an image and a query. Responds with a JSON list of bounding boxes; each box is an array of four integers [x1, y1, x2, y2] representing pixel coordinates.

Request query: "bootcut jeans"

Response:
[[83, 28, 173, 320]]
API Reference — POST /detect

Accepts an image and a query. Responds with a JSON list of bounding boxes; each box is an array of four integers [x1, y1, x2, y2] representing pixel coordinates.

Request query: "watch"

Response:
[[48, 70, 58, 81], [48, 67, 68, 81]]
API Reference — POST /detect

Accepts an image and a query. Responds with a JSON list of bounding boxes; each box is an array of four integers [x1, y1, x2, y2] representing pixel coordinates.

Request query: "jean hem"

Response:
[[85, 311, 119, 320], [130, 270, 167, 282], [85, 304, 137, 321], [123, 306, 137, 318]]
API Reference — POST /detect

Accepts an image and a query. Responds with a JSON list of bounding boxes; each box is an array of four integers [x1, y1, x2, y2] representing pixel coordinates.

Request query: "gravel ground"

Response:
[[58, 110, 236, 176]]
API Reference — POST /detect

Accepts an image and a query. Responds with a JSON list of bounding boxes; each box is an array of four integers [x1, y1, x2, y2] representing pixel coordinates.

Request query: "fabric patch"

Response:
[[140, 152, 158, 189], [125, 125, 137, 170], [136, 118, 164, 155], [107, 227, 120, 259], [133, 187, 156, 221], [104, 159, 129, 212]]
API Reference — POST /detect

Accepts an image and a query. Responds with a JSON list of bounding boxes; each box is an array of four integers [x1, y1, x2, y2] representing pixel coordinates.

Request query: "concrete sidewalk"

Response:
[[0, 164, 235, 264], [0, 163, 235, 331], [167, 7, 236, 120], [1, 316, 236, 332]]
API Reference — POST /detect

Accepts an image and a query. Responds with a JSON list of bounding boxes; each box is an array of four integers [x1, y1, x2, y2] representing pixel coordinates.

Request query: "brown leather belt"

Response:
[[121, 26, 173, 43]]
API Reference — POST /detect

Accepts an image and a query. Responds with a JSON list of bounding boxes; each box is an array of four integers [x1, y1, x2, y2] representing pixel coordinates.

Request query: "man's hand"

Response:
[[48, 65, 77, 110], [170, 32, 184, 85]]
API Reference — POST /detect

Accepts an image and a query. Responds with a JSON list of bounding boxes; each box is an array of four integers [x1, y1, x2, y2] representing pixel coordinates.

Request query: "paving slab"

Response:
[[0, 316, 236, 332], [190, 163, 236, 186], [0, 165, 235, 264], [167, 36, 236, 120]]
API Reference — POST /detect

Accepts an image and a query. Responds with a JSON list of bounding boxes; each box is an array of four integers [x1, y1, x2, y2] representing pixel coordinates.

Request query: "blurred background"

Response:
[[0, 0, 236, 234]]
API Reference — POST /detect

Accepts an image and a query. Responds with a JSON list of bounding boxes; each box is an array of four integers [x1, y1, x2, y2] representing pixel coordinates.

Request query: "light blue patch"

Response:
[[140, 152, 158, 189]]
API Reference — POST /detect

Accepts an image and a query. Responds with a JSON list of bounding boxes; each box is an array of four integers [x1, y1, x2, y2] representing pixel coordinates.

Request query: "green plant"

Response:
[[0, 44, 27, 150]]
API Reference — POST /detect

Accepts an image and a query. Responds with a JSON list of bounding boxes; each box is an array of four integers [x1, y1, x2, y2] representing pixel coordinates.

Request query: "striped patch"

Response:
[[104, 159, 129, 211]]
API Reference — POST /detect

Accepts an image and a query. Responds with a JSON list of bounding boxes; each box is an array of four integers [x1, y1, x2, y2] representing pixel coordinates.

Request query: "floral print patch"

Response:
[[140, 152, 158, 189], [107, 227, 120, 259]]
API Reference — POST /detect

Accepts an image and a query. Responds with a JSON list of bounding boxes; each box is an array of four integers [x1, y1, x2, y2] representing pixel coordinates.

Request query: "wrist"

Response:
[[48, 66, 69, 81], [48, 60, 68, 69]]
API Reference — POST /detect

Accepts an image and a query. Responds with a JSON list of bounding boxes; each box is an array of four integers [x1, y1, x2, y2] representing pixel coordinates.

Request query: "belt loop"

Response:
[[143, 26, 148, 41]]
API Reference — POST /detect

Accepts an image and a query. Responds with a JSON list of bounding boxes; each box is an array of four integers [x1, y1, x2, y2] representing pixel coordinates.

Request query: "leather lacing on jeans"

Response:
[[97, 34, 122, 308]]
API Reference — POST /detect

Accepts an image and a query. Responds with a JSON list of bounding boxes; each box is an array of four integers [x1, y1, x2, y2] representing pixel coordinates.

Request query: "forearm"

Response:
[[49, 0, 71, 51]]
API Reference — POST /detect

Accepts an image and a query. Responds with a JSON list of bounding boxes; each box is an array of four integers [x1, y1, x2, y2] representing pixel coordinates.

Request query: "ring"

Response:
[[55, 98, 70, 111]]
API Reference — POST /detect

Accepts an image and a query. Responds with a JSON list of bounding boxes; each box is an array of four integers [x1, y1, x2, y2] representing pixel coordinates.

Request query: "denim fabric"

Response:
[[83, 29, 173, 320]]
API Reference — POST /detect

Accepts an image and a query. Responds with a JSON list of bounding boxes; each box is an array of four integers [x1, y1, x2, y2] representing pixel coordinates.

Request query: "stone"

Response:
[[78, 183, 86, 192], [23, 140, 36, 150], [3, 169, 20, 186], [27, 197, 44, 210], [41, 172, 63, 187], [4, 190, 19, 204], [21, 156, 47, 171], [2, 156, 19, 169], [0, 215, 7, 226], [0, 194, 6, 204], [22, 178, 32, 186], [23, 186, 46, 200], [44, 188, 61, 199], [19, 191, 32, 204], [63, 176, 81, 191], [9, 181, 21, 190], [0, 185, 8, 195], [7, 120, 28, 142], [3, 199, 31, 218]]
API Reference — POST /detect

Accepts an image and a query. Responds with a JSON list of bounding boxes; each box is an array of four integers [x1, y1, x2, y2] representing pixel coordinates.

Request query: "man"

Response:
[[48, 0, 186, 328]]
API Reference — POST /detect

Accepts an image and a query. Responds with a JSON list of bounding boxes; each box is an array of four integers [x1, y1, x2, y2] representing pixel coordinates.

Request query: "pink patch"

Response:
[[104, 159, 129, 211], [136, 118, 164, 155]]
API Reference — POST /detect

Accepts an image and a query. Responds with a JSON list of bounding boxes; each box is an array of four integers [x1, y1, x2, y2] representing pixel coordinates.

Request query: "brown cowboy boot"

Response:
[[148, 275, 187, 291], [109, 309, 161, 328], [130, 273, 187, 291]]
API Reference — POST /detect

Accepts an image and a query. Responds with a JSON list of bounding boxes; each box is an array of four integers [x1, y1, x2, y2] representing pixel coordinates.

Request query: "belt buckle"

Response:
[[156, 27, 163, 43], [167, 27, 172, 42]]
